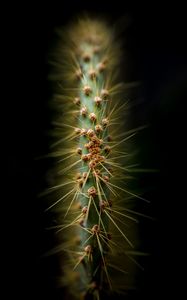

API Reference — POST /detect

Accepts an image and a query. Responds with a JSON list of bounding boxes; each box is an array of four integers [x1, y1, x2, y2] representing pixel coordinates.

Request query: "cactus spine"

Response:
[[47, 18, 143, 300]]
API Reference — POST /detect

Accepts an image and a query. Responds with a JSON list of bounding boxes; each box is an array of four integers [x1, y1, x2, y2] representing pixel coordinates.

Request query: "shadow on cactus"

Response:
[[44, 17, 151, 300]]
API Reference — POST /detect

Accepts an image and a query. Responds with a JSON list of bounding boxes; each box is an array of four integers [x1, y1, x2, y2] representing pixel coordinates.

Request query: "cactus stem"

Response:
[[46, 17, 148, 299]]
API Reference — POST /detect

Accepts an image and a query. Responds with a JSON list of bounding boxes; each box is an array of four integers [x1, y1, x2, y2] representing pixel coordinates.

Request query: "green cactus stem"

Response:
[[46, 18, 146, 300]]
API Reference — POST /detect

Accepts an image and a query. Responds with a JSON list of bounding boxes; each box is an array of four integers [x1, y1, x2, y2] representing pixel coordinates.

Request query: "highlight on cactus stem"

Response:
[[44, 17, 150, 300]]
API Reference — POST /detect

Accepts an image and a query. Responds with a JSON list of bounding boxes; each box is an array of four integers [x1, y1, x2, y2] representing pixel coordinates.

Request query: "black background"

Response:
[[6, 1, 187, 299]]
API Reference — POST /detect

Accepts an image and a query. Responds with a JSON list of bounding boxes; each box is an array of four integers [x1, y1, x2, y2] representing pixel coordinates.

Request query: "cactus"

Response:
[[46, 18, 147, 300]]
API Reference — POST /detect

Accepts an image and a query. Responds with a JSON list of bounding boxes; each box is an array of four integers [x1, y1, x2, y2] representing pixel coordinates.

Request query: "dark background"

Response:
[[6, 1, 186, 299]]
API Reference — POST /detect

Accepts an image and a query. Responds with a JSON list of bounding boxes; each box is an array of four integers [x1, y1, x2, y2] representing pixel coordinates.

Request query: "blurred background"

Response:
[[5, 1, 186, 299]]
